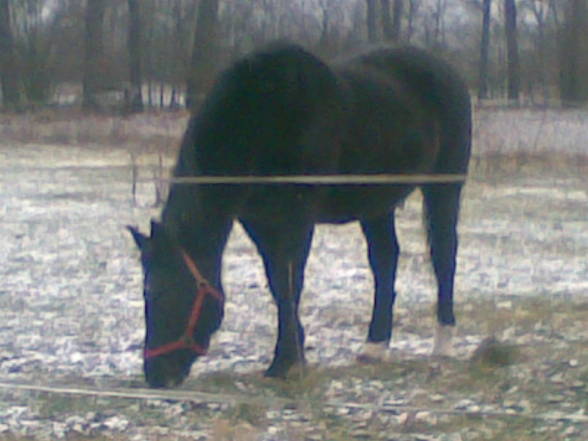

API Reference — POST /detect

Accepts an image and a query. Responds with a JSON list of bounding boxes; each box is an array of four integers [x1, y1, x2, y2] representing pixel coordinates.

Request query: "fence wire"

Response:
[[137, 173, 468, 185]]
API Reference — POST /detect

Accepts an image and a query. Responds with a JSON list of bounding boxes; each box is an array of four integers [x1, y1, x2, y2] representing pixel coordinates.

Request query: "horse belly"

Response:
[[316, 185, 415, 223], [236, 185, 414, 224]]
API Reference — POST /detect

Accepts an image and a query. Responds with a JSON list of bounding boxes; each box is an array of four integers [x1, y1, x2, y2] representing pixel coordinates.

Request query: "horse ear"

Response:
[[127, 225, 149, 250]]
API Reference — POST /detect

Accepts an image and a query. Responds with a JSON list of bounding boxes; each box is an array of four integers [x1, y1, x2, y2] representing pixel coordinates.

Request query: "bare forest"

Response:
[[1, 0, 588, 112]]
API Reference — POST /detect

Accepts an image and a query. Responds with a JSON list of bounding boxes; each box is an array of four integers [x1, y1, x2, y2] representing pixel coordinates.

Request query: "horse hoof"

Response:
[[264, 365, 288, 378], [264, 360, 305, 379], [432, 324, 455, 357], [358, 341, 390, 363]]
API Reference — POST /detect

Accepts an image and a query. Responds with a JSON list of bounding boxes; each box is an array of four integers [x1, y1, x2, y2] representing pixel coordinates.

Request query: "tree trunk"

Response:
[[433, 0, 442, 45], [0, 0, 22, 110], [83, 0, 107, 111], [504, 0, 520, 101], [531, 2, 548, 103], [406, 0, 418, 42], [392, 0, 403, 41], [549, 0, 561, 27], [170, 86, 178, 109], [381, 0, 392, 40], [381, 0, 403, 42], [560, 0, 588, 104], [185, 0, 219, 109], [128, 0, 143, 112], [478, 0, 491, 100], [366, 0, 378, 43], [147, 79, 153, 108], [320, 3, 330, 48]]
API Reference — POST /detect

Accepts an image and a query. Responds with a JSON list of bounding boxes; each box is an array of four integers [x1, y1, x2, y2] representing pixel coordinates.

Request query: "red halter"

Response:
[[143, 250, 224, 359]]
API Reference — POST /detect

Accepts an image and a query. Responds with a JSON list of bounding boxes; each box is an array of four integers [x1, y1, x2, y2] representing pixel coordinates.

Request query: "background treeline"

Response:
[[0, 0, 587, 112]]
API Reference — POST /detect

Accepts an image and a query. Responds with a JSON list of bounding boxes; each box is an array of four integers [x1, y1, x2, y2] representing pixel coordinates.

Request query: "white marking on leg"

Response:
[[359, 341, 390, 362], [432, 324, 455, 356]]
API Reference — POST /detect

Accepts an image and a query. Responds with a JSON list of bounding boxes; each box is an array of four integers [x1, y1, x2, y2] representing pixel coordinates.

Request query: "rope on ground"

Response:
[[1, 380, 586, 424], [0, 380, 284, 407]]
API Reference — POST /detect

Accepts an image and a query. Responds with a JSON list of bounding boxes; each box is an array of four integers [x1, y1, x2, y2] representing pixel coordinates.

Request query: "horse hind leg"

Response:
[[422, 183, 463, 356], [358, 214, 400, 362]]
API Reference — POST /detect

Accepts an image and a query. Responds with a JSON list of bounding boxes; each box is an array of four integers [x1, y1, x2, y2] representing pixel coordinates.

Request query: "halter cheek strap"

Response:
[[143, 250, 224, 359]]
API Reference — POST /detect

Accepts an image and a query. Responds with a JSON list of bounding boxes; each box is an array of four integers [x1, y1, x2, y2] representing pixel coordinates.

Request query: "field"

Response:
[[0, 107, 587, 440]]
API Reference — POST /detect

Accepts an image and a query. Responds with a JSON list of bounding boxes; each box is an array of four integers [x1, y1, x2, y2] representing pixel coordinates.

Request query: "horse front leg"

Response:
[[359, 214, 400, 362], [241, 219, 315, 378]]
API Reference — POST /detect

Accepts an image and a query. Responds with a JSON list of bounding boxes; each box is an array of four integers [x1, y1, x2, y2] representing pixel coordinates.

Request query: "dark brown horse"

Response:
[[129, 42, 471, 388]]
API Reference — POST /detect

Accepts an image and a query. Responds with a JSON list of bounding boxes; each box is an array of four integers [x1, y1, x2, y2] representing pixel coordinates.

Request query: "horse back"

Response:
[[334, 46, 471, 176]]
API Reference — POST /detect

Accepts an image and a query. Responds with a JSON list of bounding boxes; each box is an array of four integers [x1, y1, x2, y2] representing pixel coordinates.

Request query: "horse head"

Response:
[[128, 221, 224, 388]]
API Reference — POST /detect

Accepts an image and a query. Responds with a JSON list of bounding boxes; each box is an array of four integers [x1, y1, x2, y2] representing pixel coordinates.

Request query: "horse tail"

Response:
[[432, 82, 472, 176], [419, 54, 471, 319]]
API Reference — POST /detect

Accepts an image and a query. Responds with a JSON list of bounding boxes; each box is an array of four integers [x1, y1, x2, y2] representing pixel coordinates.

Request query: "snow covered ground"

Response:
[[1, 141, 586, 385]]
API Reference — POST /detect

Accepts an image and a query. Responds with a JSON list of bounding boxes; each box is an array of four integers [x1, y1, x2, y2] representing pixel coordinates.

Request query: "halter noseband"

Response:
[[143, 250, 224, 359]]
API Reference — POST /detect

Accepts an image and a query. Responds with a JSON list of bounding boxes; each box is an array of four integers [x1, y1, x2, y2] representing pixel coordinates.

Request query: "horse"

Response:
[[128, 41, 471, 388]]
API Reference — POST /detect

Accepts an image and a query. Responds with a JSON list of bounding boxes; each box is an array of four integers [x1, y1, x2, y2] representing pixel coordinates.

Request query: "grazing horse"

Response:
[[129, 42, 471, 388]]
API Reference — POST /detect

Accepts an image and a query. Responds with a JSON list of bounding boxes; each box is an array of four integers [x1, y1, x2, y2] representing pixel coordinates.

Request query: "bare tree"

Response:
[[381, 0, 403, 42], [318, 0, 343, 53], [83, 0, 107, 111], [170, 0, 198, 108], [405, 0, 421, 42], [504, 0, 520, 101], [548, 0, 561, 26], [186, 0, 219, 109], [478, 0, 492, 99], [17, 1, 57, 105], [366, 0, 378, 42], [0, 0, 22, 109], [432, 0, 447, 47], [392, 0, 404, 41], [320, 0, 331, 47], [523, 0, 549, 102], [128, 0, 143, 112], [559, 0, 588, 103]]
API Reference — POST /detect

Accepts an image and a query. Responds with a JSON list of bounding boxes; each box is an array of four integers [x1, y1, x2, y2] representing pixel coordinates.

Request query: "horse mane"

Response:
[[204, 41, 335, 114], [181, 42, 340, 176]]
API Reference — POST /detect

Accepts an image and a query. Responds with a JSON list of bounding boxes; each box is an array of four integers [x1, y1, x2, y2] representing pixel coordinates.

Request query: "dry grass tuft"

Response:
[[211, 418, 259, 441], [470, 337, 521, 367]]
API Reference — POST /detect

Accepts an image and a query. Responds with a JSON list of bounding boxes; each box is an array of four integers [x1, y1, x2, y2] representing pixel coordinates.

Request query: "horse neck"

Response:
[[161, 183, 231, 289]]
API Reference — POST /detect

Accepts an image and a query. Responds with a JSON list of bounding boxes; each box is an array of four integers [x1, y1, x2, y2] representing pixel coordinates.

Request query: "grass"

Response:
[[2, 107, 588, 172], [0, 109, 187, 153], [1, 296, 586, 440], [201, 297, 587, 440]]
